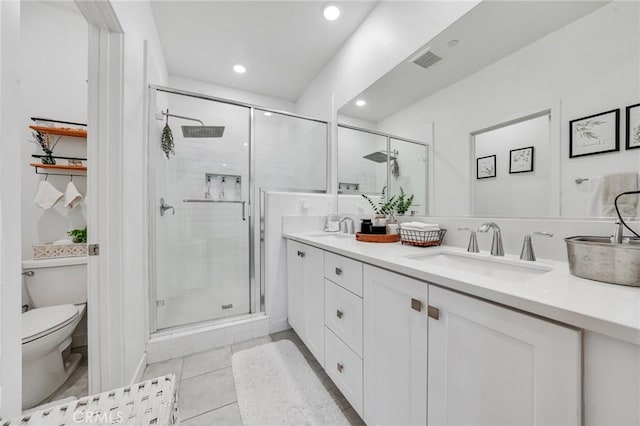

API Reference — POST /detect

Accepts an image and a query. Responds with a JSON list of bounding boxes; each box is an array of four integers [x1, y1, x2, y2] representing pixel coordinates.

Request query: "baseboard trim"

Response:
[[269, 319, 291, 334], [131, 351, 147, 385]]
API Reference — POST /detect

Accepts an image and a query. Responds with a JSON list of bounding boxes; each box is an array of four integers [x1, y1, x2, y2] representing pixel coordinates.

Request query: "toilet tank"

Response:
[[22, 257, 87, 308]]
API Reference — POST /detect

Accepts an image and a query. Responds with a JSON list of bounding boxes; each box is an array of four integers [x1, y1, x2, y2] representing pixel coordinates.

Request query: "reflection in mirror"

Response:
[[337, 124, 429, 215], [338, 1, 639, 219], [472, 112, 553, 217]]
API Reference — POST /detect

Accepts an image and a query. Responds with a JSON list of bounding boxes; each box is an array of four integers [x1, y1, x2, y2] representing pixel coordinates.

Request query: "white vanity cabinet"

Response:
[[428, 285, 582, 426], [363, 265, 428, 426], [286, 240, 325, 365]]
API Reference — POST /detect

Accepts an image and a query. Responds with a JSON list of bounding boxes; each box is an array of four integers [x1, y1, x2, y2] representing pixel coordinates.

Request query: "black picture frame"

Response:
[[569, 109, 619, 158], [626, 103, 640, 150], [476, 155, 496, 179], [509, 146, 534, 174]]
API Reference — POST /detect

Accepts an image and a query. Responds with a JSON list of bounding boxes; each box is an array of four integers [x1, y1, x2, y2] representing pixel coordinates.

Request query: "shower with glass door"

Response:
[[147, 86, 328, 332]]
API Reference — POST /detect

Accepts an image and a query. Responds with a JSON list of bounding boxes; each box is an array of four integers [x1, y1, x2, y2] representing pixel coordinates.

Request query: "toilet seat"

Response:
[[22, 304, 79, 344]]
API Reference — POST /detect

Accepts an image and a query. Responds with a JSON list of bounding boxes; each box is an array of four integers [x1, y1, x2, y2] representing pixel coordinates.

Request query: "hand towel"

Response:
[[401, 222, 440, 231], [602, 172, 638, 217], [586, 176, 604, 217], [64, 181, 83, 208], [34, 180, 63, 209]]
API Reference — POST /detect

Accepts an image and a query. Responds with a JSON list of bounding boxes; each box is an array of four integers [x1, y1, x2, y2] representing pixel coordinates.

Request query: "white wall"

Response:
[[110, 0, 168, 384], [378, 1, 640, 217], [0, 0, 23, 417], [20, 1, 88, 260]]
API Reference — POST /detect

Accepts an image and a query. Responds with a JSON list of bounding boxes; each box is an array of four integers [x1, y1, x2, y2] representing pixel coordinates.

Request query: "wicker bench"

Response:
[[2, 374, 179, 426]]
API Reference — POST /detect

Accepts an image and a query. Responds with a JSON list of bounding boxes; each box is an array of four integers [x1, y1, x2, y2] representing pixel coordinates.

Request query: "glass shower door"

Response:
[[150, 90, 251, 330]]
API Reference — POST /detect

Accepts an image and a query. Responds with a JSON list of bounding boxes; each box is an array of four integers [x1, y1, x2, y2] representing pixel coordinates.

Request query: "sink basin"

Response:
[[305, 232, 354, 239], [404, 251, 552, 282]]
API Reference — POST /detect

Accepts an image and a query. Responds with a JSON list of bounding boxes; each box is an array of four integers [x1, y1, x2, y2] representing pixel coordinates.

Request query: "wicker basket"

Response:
[[3, 375, 179, 426], [33, 243, 87, 259], [399, 227, 447, 247]]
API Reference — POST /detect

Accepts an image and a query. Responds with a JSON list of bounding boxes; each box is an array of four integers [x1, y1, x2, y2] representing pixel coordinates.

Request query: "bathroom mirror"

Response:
[[337, 0, 640, 219], [336, 124, 429, 216]]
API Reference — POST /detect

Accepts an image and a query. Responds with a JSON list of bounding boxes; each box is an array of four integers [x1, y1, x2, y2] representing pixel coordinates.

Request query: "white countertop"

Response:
[[284, 232, 640, 345]]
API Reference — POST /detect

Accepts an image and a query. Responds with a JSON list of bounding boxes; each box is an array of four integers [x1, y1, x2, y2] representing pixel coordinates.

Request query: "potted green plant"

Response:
[[67, 227, 87, 244], [395, 187, 414, 215], [361, 187, 398, 225]]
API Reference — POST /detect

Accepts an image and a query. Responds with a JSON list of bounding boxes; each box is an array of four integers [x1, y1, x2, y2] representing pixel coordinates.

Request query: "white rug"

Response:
[[232, 340, 349, 426]]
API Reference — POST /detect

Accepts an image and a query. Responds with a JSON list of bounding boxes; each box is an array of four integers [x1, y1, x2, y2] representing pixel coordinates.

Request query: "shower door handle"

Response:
[[241, 201, 246, 221], [160, 198, 175, 216]]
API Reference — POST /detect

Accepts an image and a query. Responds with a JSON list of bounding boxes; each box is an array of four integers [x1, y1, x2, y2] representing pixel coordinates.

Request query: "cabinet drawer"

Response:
[[324, 252, 363, 296], [325, 327, 363, 417], [325, 279, 363, 357]]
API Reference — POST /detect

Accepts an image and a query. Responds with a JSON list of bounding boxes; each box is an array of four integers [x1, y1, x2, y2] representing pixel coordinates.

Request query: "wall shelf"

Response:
[[30, 163, 87, 177], [29, 125, 87, 138]]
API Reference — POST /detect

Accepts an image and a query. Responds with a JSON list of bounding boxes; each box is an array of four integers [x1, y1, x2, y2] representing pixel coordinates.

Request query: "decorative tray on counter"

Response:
[[33, 243, 87, 259], [355, 232, 401, 243]]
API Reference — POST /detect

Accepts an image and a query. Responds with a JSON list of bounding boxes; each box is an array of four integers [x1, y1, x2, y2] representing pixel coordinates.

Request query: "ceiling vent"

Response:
[[412, 49, 442, 70]]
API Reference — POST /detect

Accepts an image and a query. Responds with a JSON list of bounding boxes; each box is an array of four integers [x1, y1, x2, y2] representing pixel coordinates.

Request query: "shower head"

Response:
[[161, 110, 225, 138], [181, 126, 225, 138], [362, 150, 397, 163]]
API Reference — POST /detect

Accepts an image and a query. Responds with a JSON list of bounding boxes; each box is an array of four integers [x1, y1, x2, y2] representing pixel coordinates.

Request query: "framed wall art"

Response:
[[509, 146, 534, 174], [569, 109, 619, 158], [476, 155, 496, 179], [626, 103, 640, 150]]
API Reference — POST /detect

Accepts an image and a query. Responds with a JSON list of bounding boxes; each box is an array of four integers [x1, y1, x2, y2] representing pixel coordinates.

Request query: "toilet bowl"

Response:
[[22, 304, 86, 409], [21, 257, 87, 409]]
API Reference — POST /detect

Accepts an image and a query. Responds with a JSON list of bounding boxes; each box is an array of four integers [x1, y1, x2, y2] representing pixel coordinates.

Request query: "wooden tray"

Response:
[[356, 232, 400, 243]]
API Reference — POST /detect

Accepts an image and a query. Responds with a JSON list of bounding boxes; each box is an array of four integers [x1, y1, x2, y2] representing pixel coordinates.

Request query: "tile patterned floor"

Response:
[[44, 346, 89, 404], [142, 330, 366, 425]]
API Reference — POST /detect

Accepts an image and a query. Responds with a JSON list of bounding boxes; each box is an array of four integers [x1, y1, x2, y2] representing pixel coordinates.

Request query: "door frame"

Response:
[[74, 0, 126, 393]]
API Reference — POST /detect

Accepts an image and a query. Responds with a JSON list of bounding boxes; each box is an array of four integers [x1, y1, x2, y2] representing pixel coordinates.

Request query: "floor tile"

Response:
[[181, 402, 242, 426], [179, 367, 237, 420], [142, 357, 184, 382], [182, 346, 231, 380], [231, 335, 272, 353], [45, 365, 88, 403]]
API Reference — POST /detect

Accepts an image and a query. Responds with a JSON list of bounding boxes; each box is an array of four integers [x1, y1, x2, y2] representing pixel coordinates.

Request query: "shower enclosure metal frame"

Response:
[[337, 123, 431, 213], [148, 85, 329, 334]]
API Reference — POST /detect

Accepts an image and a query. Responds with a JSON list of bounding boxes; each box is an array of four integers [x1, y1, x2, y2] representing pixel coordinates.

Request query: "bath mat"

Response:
[[231, 340, 349, 426]]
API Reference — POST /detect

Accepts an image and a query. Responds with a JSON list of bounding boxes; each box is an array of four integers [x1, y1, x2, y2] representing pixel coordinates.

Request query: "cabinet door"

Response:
[[302, 244, 325, 366], [363, 265, 428, 426], [286, 240, 304, 333], [428, 285, 581, 426]]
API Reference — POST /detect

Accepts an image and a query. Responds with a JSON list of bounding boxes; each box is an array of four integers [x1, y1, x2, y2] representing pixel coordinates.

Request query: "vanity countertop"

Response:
[[284, 232, 640, 345]]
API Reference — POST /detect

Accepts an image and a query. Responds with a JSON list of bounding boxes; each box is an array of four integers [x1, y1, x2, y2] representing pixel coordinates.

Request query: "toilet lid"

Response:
[[22, 304, 79, 344]]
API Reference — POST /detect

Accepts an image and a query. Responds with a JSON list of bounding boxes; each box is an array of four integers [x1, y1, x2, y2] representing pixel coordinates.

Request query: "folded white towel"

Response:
[[53, 239, 74, 245], [401, 222, 440, 232], [602, 173, 638, 217], [34, 180, 63, 209], [64, 181, 83, 208]]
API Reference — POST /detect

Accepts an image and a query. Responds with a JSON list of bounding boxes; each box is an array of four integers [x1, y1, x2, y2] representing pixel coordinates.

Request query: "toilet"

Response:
[[21, 257, 87, 409]]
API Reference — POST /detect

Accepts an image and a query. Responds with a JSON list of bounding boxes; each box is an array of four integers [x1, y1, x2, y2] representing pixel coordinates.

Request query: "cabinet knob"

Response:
[[411, 298, 422, 312], [428, 305, 440, 320], [297, 251, 305, 258], [335, 267, 342, 276], [337, 362, 344, 373], [336, 310, 343, 319]]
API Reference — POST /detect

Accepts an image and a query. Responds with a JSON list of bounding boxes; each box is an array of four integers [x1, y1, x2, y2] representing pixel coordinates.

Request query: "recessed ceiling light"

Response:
[[222, 163, 228, 167], [233, 64, 246, 74], [323, 3, 340, 21], [355, 99, 366, 107], [264, 112, 272, 116], [243, 142, 248, 146], [448, 39, 459, 48]]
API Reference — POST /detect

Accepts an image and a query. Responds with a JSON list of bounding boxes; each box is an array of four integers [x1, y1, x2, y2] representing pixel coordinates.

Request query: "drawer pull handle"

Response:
[[428, 305, 439, 320], [336, 310, 343, 319], [335, 267, 342, 276], [297, 251, 305, 258], [337, 363, 344, 373], [411, 298, 422, 312]]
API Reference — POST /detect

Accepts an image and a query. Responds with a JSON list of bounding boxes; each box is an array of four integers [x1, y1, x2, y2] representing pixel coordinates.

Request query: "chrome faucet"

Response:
[[458, 227, 479, 253], [520, 232, 553, 261], [339, 216, 355, 234], [478, 222, 504, 256]]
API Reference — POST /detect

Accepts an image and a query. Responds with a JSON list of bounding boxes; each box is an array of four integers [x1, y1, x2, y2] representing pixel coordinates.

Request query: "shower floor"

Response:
[[157, 285, 250, 330]]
